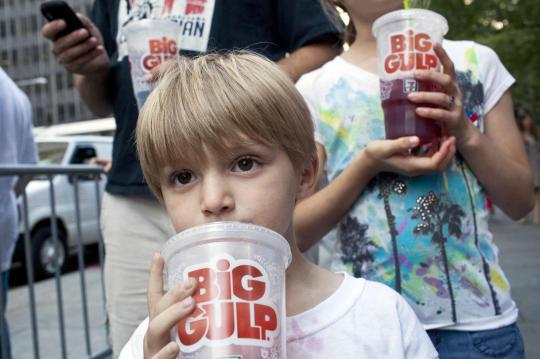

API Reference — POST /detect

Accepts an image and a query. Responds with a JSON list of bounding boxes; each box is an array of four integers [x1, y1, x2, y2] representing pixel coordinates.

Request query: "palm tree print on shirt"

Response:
[[375, 173, 407, 293], [338, 216, 378, 277], [456, 155, 502, 315], [409, 191, 465, 323]]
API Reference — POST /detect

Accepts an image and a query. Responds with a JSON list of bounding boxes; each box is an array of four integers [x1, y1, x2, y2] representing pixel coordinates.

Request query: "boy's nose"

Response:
[[200, 178, 235, 217]]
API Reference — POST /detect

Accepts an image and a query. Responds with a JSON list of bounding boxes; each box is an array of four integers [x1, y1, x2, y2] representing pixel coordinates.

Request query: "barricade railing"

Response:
[[0, 164, 112, 359]]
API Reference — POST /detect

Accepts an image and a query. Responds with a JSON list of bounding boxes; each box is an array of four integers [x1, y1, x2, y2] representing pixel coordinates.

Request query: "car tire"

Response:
[[31, 225, 67, 279]]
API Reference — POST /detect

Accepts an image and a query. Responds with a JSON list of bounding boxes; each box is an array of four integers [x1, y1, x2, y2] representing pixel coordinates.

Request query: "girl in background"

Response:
[[294, 0, 533, 357]]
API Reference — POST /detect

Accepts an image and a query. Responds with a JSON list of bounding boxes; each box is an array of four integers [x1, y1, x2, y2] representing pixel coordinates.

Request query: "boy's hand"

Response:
[[42, 14, 110, 75], [363, 135, 456, 177], [144, 253, 197, 359], [407, 43, 477, 148]]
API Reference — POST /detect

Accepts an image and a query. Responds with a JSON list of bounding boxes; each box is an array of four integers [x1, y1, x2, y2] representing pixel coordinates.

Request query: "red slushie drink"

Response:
[[161, 222, 291, 359], [373, 9, 448, 150]]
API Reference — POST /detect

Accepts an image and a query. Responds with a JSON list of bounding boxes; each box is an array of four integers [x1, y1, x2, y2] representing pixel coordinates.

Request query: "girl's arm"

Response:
[[409, 44, 533, 220], [294, 137, 456, 251], [454, 92, 533, 219]]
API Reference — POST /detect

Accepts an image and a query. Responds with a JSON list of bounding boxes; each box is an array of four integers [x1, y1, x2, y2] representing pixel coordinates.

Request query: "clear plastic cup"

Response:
[[123, 19, 180, 109], [372, 9, 449, 151], [161, 221, 292, 359]]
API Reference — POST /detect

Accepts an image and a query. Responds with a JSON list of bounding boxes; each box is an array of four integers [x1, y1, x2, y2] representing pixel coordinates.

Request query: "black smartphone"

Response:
[[40, 0, 87, 39]]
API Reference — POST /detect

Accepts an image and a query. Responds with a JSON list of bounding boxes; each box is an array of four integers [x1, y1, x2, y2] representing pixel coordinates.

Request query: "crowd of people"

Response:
[[1, 0, 538, 358]]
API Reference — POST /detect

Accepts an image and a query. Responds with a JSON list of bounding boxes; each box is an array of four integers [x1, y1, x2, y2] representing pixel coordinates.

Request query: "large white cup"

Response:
[[161, 222, 292, 359], [124, 19, 180, 109], [372, 9, 448, 150]]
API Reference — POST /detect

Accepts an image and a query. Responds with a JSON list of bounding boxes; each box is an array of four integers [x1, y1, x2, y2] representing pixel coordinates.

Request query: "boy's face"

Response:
[[159, 141, 314, 240]]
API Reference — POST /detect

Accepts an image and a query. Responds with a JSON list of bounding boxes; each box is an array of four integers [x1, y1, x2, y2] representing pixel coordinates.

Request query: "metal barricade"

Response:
[[0, 164, 112, 359]]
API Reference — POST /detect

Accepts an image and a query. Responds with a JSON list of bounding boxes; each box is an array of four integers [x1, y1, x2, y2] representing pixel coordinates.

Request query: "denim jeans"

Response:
[[0, 271, 12, 359], [427, 323, 525, 359]]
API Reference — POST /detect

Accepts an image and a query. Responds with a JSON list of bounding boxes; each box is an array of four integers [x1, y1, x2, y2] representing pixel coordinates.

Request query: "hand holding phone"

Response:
[[40, 1, 110, 75], [40, 0, 87, 40]]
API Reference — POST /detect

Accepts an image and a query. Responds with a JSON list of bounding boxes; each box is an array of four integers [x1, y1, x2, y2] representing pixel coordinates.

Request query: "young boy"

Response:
[[120, 52, 437, 358]]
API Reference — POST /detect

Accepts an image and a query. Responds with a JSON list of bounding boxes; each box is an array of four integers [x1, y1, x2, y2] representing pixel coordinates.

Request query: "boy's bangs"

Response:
[[136, 52, 316, 199], [150, 110, 275, 168]]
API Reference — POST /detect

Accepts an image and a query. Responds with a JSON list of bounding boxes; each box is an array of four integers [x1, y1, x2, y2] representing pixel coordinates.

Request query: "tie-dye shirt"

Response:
[[297, 40, 517, 330]]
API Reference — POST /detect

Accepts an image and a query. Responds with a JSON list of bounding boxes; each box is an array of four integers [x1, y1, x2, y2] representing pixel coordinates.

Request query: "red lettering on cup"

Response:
[[176, 256, 280, 352], [385, 30, 437, 75], [141, 37, 178, 72]]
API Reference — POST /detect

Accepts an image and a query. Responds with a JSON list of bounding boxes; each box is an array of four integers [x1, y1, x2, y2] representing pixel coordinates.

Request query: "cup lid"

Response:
[[161, 221, 292, 268], [372, 9, 449, 37]]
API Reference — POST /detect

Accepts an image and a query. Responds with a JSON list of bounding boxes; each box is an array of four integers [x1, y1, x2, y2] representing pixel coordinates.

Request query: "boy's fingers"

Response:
[[146, 297, 196, 344], [151, 342, 179, 359], [148, 253, 165, 319], [158, 277, 197, 313]]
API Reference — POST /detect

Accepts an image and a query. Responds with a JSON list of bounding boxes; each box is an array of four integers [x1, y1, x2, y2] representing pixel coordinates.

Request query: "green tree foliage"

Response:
[[430, 0, 540, 120]]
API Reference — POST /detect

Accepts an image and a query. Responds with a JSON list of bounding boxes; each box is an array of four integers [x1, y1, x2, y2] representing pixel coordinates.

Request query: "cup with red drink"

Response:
[[372, 9, 448, 153], [161, 221, 292, 359], [124, 19, 180, 109]]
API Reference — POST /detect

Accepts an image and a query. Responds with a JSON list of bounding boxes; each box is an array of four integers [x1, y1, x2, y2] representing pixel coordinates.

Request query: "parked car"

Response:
[[13, 136, 113, 278]]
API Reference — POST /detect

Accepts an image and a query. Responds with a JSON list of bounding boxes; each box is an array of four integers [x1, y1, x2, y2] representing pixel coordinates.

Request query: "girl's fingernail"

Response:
[[409, 136, 419, 145], [182, 296, 193, 308], [153, 252, 160, 261]]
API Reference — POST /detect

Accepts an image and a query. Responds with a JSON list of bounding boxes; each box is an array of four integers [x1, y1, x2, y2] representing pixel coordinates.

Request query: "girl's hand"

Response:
[[407, 43, 477, 147], [144, 254, 197, 359], [363, 135, 456, 177]]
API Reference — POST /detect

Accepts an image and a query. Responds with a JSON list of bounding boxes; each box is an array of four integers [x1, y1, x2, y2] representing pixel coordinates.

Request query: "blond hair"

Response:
[[136, 51, 316, 200]]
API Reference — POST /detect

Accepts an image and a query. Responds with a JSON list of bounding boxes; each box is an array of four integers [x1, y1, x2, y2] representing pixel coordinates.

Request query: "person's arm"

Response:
[[294, 137, 456, 251], [277, 43, 341, 82], [409, 44, 533, 220], [453, 92, 533, 219], [42, 14, 112, 116], [74, 71, 112, 117]]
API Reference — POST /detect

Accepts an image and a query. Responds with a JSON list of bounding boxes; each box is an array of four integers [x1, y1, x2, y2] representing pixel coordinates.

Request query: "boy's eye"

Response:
[[233, 157, 258, 172], [172, 171, 195, 186]]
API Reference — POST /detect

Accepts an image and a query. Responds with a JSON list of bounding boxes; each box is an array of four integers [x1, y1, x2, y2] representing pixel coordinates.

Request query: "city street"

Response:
[[5, 212, 539, 358]]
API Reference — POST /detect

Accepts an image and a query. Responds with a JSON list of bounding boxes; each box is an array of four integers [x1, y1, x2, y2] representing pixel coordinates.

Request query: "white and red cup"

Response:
[[161, 222, 292, 359], [123, 19, 180, 109], [372, 9, 448, 152]]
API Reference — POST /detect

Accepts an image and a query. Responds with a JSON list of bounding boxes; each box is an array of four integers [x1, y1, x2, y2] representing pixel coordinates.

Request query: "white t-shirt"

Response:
[[296, 40, 517, 331], [120, 273, 437, 358], [0, 66, 38, 272]]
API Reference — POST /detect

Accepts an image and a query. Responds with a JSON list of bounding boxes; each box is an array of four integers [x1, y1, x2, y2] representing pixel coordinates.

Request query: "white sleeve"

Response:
[[296, 76, 323, 145], [19, 95, 38, 164], [119, 317, 149, 359], [475, 43, 515, 115], [396, 295, 439, 359]]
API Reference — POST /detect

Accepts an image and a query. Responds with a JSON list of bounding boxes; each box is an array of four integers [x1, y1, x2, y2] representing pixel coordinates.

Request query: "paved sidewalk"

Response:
[[6, 266, 110, 359]]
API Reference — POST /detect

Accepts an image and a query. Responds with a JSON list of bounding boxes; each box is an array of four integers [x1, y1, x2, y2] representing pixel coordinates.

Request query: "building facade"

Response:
[[0, 0, 96, 126]]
